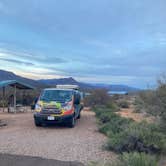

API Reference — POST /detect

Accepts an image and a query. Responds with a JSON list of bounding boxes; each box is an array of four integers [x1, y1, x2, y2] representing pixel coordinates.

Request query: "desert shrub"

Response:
[[88, 153, 158, 166], [129, 122, 166, 151], [134, 76, 166, 138], [134, 96, 144, 113], [94, 107, 133, 135], [106, 131, 129, 152], [100, 114, 133, 136], [84, 89, 111, 107], [106, 102, 120, 111], [133, 95, 144, 111], [118, 152, 158, 166], [134, 76, 166, 117], [0, 100, 8, 107], [94, 106, 119, 120], [160, 112, 166, 134], [88, 161, 113, 166], [134, 90, 158, 115], [106, 121, 166, 154], [94, 107, 166, 154], [117, 100, 129, 108]]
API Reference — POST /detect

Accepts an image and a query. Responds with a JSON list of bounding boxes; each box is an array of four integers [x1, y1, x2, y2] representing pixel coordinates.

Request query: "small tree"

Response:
[[84, 89, 110, 107]]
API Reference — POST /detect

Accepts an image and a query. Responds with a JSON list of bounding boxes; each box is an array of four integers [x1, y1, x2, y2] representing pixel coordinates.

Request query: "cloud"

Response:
[[0, 0, 166, 88], [85, 39, 112, 48], [0, 47, 68, 65], [0, 2, 8, 14], [0, 57, 35, 66]]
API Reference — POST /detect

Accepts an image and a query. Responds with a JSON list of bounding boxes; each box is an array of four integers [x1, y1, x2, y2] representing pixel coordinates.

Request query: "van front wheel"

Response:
[[68, 116, 75, 128], [77, 112, 81, 119], [34, 120, 42, 127]]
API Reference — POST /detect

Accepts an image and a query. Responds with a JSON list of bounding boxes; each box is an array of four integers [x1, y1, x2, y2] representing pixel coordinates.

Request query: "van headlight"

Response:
[[63, 103, 72, 111], [35, 104, 42, 112]]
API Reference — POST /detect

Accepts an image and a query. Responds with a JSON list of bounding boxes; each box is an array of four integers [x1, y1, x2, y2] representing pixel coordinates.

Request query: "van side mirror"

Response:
[[31, 97, 38, 110], [74, 93, 80, 105], [34, 97, 38, 104]]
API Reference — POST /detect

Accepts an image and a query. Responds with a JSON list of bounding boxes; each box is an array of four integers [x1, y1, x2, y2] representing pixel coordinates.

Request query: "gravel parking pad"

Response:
[[0, 111, 115, 164]]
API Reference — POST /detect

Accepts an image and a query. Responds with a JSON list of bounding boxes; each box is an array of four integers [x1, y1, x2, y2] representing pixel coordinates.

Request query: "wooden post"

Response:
[[14, 85, 16, 113], [2, 87, 5, 112]]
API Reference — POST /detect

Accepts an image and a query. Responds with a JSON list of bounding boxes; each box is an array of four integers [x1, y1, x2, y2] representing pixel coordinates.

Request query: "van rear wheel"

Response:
[[68, 116, 75, 128]]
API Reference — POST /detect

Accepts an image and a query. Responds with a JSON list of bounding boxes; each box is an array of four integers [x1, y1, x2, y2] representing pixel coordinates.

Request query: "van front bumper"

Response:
[[34, 113, 73, 124]]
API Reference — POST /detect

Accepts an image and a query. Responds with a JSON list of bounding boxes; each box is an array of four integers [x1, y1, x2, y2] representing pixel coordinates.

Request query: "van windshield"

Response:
[[40, 90, 73, 102]]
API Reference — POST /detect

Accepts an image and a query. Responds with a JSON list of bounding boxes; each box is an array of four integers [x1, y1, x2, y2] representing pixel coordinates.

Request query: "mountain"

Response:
[[0, 70, 44, 88], [38, 77, 94, 90], [0, 69, 139, 92], [38, 78, 140, 92], [39, 77, 78, 85], [90, 83, 139, 92]]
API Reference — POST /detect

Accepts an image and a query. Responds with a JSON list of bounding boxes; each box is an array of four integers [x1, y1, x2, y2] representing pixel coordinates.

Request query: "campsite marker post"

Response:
[[14, 84, 16, 113], [2, 87, 5, 112]]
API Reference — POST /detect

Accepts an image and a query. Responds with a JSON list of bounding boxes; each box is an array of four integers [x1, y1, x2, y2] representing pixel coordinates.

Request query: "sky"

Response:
[[0, 0, 166, 88]]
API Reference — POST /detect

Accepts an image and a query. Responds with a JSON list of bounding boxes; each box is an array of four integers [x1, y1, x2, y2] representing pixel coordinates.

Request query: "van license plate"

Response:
[[47, 116, 55, 120]]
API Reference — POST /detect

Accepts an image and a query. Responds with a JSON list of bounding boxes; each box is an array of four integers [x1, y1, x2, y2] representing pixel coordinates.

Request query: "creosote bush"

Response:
[[117, 100, 130, 108], [118, 152, 158, 166], [84, 89, 110, 107], [88, 153, 158, 166], [134, 76, 166, 137], [94, 107, 166, 154]]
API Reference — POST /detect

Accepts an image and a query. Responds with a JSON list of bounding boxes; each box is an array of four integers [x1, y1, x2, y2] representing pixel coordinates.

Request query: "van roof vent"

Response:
[[56, 85, 79, 90]]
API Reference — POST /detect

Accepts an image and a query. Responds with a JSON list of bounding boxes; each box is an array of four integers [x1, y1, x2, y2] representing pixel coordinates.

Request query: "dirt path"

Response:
[[0, 110, 115, 164]]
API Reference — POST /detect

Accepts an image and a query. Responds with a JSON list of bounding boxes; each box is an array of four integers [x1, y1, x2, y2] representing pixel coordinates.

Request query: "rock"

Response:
[[0, 120, 7, 127]]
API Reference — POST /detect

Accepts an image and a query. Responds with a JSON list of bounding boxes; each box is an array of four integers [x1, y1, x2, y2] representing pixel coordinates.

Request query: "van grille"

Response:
[[42, 109, 62, 114]]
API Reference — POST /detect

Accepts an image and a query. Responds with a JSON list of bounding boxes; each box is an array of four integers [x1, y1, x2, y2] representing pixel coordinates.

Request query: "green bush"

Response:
[[134, 76, 166, 118], [106, 121, 166, 153], [84, 89, 111, 107], [160, 112, 166, 134], [106, 102, 120, 111], [88, 153, 158, 166], [133, 77, 166, 147], [99, 114, 133, 136], [106, 131, 129, 152], [94, 107, 133, 136], [117, 100, 129, 108], [119, 152, 158, 166], [127, 122, 166, 151], [88, 161, 113, 166], [94, 107, 166, 154]]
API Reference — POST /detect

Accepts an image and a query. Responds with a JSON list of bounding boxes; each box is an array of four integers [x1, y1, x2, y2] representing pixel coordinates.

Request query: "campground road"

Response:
[[0, 110, 115, 165]]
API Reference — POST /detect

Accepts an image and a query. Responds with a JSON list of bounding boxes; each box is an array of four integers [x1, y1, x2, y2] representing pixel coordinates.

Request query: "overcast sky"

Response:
[[0, 0, 166, 88]]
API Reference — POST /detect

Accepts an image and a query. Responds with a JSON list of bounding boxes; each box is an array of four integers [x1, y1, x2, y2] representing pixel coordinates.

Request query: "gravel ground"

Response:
[[0, 110, 115, 165]]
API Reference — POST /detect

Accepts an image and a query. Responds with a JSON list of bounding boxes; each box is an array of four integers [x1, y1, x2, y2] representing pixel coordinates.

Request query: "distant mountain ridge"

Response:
[[39, 77, 78, 85], [0, 69, 139, 92], [0, 70, 44, 88], [38, 78, 140, 92], [90, 83, 139, 92], [38, 77, 95, 90]]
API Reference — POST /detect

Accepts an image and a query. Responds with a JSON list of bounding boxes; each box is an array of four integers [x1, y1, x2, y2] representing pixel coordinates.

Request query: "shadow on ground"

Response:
[[0, 153, 84, 166]]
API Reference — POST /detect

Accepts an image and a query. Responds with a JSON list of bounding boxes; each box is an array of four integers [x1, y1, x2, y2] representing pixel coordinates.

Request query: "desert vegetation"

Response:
[[134, 76, 166, 132], [86, 77, 166, 166], [89, 152, 157, 166]]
